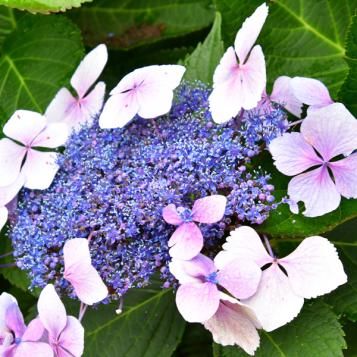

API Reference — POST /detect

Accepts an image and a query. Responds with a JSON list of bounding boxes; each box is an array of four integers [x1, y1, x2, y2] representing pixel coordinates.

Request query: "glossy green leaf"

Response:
[[0, 0, 92, 13], [0, 14, 83, 125], [0, 6, 17, 47], [83, 284, 186, 356], [214, 0, 357, 96], [213, 301, 346, 357], [339, 15, 357, 116], [180, 12, 224, 84], [69, 0, 214, 50]]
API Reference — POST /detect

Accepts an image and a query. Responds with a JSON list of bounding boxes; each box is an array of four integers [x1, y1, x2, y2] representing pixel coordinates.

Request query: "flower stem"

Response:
[[78, 302, 88, 322]]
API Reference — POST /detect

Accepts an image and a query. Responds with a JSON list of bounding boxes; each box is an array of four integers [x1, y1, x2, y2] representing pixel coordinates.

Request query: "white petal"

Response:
[[22, 150, 59, 190], [242, 264, 304, 332], [234, 3, 269, 64], [0, 173, 24, 206], [45, 87, 76, 124], [3, 110, 46, 146], [0, 206, 7, 232], [0, 138, 26, 187], [279, 236, 347, 299], [31, 123, 69, 148], [270, 76, 303, 117], [71, 44, 108, 98], [215, 226, 272, 269], [0, 292, 17, 332]]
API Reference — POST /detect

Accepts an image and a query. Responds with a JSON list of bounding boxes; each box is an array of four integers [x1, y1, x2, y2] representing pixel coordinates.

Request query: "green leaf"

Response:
[[69, 0, 214, 50], [0, 0, 92, 13], [180, 12, 224, 84], [254, 152, 357, 238], [339, 14, 357, 116], [0, 7, 17, 48], [83, 283, 186, 356], [0, 14, 83, 125], [214, 0, 356, 96], [213, 301, 346, 357]]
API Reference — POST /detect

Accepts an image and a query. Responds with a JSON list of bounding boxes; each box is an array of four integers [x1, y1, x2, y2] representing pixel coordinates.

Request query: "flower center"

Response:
[[177, 207, 193, 223], [205, 271, 218, 284]]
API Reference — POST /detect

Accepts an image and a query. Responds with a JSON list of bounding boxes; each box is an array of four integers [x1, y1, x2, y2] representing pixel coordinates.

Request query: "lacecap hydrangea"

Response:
[[10, 82, 288, 300]]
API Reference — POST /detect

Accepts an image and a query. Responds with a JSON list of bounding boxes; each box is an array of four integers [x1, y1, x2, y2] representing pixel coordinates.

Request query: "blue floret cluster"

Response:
[[10, 83, 288, 300]]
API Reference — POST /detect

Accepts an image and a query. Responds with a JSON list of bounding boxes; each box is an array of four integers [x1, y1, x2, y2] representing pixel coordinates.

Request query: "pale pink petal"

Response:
[[192, 195, 227, 224], [279, 236, 347, 299], [0, 207, 7, 231], [5, 303, 26, 337], [13, 342, 53, 357], [290, 77, 333, 108], [204, 294, 260, 355], [71, 44, 108, 99], [21, 150, 59, 190], [330, 154, 357, 198], [169, 254, 216, 284], [0, 292, 17, 332], [57, 316, 84, 357], [99, 92, 139, 129], [288, 166, 341, 217], [234, 3, 269, 64], [64, 238, 108, 305], [270, 76, 303, 117], [168, 222, 203, 260], [215, 226, 272, 269], [37, 284, 67, 340], [269, 132, 322, 176], [22, 318, 45, 342], [0, 139, 26, 187], [217, 259, 261, 299], [176, 282, 220, 322], [162, 204, 183, 225], [155, 65, 186, 89], [3, 110, 46, 146], [45, 88, 77, 124], [242, 264, 304, 332], [0, 173, 24, 207], [31, 123, 69, 148], [209, 47, 242, 124], [301, 103, 357, 161]]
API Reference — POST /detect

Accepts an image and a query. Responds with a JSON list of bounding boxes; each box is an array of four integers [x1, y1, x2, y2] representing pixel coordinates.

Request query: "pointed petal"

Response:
[[22, 318, 45, 342], [176, 282, 220, 322], [64, 238, 108, 305], [169, 254, 216, 284], [45, 88, 76, 124], [269, 132, 322, 176], [0, 206, 8, 231], [242, 264, 304, 332], [168, 222, 204, 260], [3, 110, 46, 146], [155, 65, 186, 89], [209, 47, 242, 123], [37, 284, 67, 340], [204, 295, 260, 355], [288, 166, 341, 217], [330, 154, 357, 198], [301, 103, 357, 161], [99, 92, 139, 129], [234, 3, 269, 64], [0, 173, 24, 206], [162, 204, 183, 225], [71, 44, 108, 98], [31, 123, 69, 148], [5, 303, 26, 337], [279, 236, 347, 299], [215, 226, 272, 269], [13, 342, 53, 357], [192, 195, 227, 224], [57, 316, 84, 357], [290, 77, 333, 108], [21, 150, 59, 190], [0, 138, 26, 187], [217, 259, 261, 300], [270, 76, 302, 117]]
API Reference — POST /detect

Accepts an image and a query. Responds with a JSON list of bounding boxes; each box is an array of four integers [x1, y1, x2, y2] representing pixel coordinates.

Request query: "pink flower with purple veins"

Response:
[[269, 103, 357, 217], [163, 195, 227, 260], [0, 292, 52, 356]]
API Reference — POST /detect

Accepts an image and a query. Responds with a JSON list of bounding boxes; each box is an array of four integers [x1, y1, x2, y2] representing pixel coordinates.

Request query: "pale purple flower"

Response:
[[269, 103, 357, 217], [0, 292, 52, 356], [215, 226, 347, 331], [163, 195, 227, 260], [169, 253, 261, 323]]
